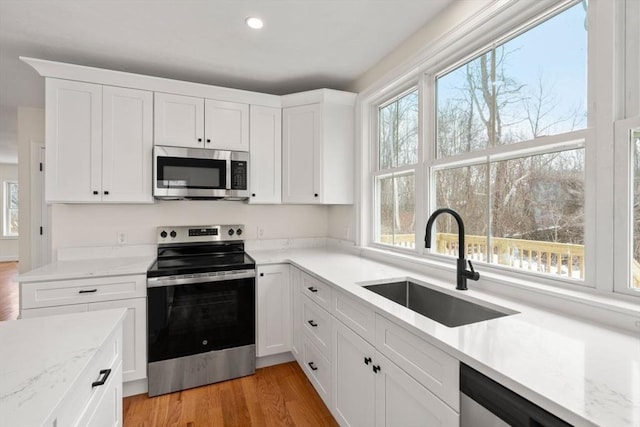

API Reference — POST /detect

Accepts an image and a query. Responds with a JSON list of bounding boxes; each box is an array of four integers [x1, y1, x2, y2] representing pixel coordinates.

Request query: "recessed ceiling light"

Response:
[[246, 17, 264, 30]]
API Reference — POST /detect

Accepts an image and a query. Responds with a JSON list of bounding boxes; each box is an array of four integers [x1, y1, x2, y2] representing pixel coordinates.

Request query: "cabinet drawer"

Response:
[[76, 360, 123, 427], [301, 334, 331, 406], [21, 275, 146, 309], [54, 326, 122, 426], [333, 290, 375, 343], [302, 295, 332, 359], [375, 315, 459, 412], [300, 273, 332, 311]]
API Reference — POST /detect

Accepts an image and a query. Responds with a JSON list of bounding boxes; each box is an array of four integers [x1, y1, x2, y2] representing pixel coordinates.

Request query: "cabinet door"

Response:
[[249, 105, 282, 204], [45, 78, 102, 202], [282, 104, 322, 204], [375, 352, 459, 427], [204, 99, 249, 151], [77, 361, 123, 427], [102, 86, 153, 203], [89, 298, 147, 383], [154, 93, 204, 148], [290, 266, 302, 362], [332, 319, 375, 427], [256, 264, 291, 357]]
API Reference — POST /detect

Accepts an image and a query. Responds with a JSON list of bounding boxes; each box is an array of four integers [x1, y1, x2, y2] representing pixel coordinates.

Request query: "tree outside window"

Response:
[[4, 181, 18, 237], [432, 2, 587, 280]]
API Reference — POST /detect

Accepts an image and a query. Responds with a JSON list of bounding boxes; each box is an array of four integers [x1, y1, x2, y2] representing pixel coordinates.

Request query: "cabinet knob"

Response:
[[198, 138, 203, 142], [307, 286, 318, 293], [104, 191, 109, 195], [373, 365, 381, 373], [314, 193, 319, 197], [207, 139, 211, 143], [308, 362, 318, 371], [307, 320, 318, 327], [260, 273, 264, 277], [252, 193, 256, 197], [364, 357, 372, 365], [93, 191, 99, 195]]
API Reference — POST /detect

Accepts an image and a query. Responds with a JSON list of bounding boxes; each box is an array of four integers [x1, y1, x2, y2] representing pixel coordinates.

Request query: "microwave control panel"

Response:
[[231, 160, 247, 190]]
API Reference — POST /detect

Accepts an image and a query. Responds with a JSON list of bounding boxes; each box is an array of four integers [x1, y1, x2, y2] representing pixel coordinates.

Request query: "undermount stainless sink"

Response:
[[363, 280, 514, 327]]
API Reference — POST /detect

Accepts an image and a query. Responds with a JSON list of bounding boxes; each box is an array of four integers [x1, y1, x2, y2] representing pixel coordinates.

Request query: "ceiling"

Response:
[[0, 0, 455, 163]]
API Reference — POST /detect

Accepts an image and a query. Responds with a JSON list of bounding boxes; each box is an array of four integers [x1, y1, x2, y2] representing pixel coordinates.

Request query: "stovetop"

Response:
[[147, 225, 255, 278]]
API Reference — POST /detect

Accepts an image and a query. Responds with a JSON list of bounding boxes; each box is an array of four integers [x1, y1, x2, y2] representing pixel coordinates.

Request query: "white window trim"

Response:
[[3, 180, 18, 238], [357, 0, 638, 303], [614, 117, 640, 296]]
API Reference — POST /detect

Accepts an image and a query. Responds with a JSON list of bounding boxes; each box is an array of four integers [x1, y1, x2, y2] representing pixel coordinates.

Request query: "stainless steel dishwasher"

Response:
[[460, 363, 572, 427]]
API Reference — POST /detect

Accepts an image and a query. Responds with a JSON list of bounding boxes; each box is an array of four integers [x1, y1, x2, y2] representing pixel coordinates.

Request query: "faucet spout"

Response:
[[425, 208, 479, 290]]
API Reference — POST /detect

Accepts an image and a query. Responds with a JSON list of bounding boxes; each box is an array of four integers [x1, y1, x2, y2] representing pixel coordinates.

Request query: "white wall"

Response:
[[328, 205, 355, 241], [51, 202, 329, 253], [17, 107, 44, 273], [348, 0, 492, 93], [0, 163, 18, 260]]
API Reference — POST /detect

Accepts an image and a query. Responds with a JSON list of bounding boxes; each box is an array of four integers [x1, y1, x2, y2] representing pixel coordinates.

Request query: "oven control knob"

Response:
[[170, 230, 177, 238], [236, 228, 243, 236], [228, 229, 235, 236], [160, 230, 167, 239]]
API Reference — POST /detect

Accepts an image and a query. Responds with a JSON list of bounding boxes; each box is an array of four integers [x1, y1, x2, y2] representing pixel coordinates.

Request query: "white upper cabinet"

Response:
[[45, 79, 152, 203], [154, 93, 249, 151], [205, 99, 249, 151], [102, 86, 153, 203], [282, 89, 356, 204], [249, 105, 282, 204], [154, 93, 204, 148], [46, 79, 102, 203]]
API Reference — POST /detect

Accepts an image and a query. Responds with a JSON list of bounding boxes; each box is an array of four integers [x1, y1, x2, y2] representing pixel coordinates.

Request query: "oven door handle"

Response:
[[147, 269, 256, 288]]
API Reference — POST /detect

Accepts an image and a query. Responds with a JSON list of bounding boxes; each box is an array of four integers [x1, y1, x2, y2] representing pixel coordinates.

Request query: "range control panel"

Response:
[[157, 225, 245, 244]]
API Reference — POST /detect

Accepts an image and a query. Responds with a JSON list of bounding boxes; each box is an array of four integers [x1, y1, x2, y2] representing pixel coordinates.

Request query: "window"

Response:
[[4, 181, 18, 237], [374, 89, 418, 249], [633, 128, 640, 288]]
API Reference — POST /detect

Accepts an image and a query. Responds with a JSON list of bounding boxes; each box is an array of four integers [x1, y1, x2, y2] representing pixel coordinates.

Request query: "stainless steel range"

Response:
[[146, 224, 256, 397]]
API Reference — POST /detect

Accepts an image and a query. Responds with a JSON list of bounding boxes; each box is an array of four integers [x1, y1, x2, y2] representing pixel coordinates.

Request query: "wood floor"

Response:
[[124, 362, 338, 427], [0, 261, 19, 321]]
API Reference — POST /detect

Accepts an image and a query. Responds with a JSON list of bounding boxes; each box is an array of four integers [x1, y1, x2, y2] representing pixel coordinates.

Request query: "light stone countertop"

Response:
[[0, 308, 127, 426], [249, 247, 640, 427], [18, 255, 156, 283]]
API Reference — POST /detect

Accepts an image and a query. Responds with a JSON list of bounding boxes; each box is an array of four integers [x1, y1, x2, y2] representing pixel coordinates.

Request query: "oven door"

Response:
[[147, 275, 255, 363], [154, 145, 230, 199]]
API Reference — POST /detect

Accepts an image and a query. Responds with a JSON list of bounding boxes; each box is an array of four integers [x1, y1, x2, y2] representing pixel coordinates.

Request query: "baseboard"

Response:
[[123, 378, 148, 398], [256, 352, 295, 369], [0, 255, 18, 262]]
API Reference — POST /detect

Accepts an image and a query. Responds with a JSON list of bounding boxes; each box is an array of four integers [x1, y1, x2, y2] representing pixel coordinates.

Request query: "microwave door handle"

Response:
[[226, 158, 232, 192]]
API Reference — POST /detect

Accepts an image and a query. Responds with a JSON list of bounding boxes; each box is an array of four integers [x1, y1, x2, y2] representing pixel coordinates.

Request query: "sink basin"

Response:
[[363, 280, 513, 327]]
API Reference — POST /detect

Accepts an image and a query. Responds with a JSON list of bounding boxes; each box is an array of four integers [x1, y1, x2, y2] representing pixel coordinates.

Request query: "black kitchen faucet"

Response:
[[425, 208, 480, 290]]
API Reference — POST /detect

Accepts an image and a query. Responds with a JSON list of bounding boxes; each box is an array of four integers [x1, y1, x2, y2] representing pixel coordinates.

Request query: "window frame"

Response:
[[359, 0, 635, 298], [613, 116, 640, 296], [3, 180, 18, 238]]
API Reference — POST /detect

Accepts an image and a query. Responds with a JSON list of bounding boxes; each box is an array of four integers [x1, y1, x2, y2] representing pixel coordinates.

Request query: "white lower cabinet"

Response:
[[21, 298, 146, 384], [290, 266, 303, 362], [374, 352, 459, 427], [332, 319, 376, 427], [77, 361, 123, 427], [256, 264, 291, 357], [20, 275, 147, 391], [290, 269, 461, 427]]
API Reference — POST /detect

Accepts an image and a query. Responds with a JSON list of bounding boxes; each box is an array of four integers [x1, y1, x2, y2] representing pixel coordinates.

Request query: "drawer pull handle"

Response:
[[307, 320, 318, 327], [78, 289, 98, 294], [307, 287, 318, 293], [364, 357, 372, 365], [308, 362, 318, 371], [373, 365, 381, 374], [91, 369, 111, 387]]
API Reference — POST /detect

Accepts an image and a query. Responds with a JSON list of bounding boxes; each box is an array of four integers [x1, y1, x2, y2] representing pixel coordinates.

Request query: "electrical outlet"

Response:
[[117, 232, 126, 245], [257, 226, 264, 239]]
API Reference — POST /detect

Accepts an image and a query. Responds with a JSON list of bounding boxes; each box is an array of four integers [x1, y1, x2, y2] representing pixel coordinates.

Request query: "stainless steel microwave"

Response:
[[153, 146, 249, 200]]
